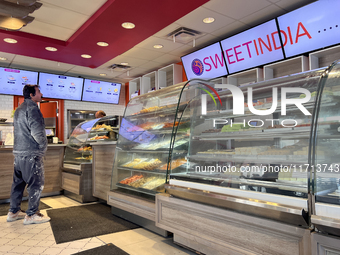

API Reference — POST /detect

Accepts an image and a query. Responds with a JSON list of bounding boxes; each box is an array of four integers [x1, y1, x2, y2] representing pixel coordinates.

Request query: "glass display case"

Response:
[[110, 81, 196, 197], [67, 110, 97, 138], [166, 62, 340, 227], [63, 115, 119, 168]]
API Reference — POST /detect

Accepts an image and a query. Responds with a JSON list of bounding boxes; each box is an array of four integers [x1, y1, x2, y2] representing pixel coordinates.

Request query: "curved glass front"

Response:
[[168, 69, 327, 201], [314, 60, 340, 206]]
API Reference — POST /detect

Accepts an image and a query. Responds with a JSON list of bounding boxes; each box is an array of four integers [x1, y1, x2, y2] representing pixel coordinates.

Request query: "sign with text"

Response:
[[220, 19, 284, 74], [39, 72, 83, 100], [181, 42, 228, 80], [0, 68, 38, 96], [82, 79, 121, 104], [277, 0, 340, 58]]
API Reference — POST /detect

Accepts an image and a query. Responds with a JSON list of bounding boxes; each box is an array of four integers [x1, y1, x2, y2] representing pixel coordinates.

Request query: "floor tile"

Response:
[[97, 228, 163, 247], [43, 247, 64, 255], [9, 246, 31, 253], [6, 238, 27, 246], [0, 239, 11, 246], [21, 239, 41, 247], [59, 248, 80, 255], [67, 241, 87, 249], [26, 246, 48, 254], [0, 245, 15, 252], [36, 240, 56, 247]]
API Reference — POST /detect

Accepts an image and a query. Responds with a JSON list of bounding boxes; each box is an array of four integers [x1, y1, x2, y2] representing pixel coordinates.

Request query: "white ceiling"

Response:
[[0, 0, 314, 84]]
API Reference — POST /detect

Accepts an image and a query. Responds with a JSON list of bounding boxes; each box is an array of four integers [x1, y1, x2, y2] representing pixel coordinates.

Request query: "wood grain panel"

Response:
[[92, 144, 116, 200]]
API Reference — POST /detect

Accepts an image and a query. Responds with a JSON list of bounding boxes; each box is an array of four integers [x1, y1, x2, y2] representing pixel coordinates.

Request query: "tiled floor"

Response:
[[0, 196, 197, 255]]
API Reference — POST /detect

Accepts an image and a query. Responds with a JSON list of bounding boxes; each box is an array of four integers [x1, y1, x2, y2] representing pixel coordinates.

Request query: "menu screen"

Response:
[[38, 73, 83, 100], [181, 42, 228, 80], [82, 79, 121, 104], [0, 67, 38, 96], [277, 0, 340, 58], [220, 19, 284, 74]]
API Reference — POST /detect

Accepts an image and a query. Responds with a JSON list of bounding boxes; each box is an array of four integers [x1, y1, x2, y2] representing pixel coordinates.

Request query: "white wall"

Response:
[[63, 84, 126, 143], [0, 95, 14, 143]]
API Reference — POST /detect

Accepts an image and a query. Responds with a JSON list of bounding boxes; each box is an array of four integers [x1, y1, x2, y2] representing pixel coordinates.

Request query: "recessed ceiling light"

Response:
[[45, 47, 57, 52], [4, 38, 17, 44], [99, 73, 107, 76], [122, 22, 135, 29], [97, 42, 109, 47], [0, 57, 7, 61], [81, 54, 92, 59], [120, 62, 129, 65], [153, 44, 163, 49], [203, 17, 215, 24]]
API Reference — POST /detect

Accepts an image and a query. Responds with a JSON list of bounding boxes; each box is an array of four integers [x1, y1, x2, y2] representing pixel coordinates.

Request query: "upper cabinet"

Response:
[[158, 64, 183, 89]]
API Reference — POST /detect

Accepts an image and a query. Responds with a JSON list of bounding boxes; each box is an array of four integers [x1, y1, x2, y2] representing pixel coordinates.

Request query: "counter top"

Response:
[[0, 144, 67, 150]]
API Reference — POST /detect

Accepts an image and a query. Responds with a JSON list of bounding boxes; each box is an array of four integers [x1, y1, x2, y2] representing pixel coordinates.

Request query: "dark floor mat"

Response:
[[0, 200, 51, 216], [73, 243, 129, 255], [47, 203, 140, 244]]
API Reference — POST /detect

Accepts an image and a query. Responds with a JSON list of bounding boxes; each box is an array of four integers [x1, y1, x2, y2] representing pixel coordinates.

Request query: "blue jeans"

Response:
[[9, 155, 45, 216]]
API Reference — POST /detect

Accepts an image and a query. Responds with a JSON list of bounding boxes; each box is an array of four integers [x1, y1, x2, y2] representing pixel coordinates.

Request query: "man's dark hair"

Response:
[[23, 85, 39, 99]]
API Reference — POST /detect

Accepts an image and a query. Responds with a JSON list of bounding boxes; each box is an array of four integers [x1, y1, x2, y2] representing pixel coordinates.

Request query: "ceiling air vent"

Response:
[[108, 64, 131, 70], [167, 27, 202, 43]]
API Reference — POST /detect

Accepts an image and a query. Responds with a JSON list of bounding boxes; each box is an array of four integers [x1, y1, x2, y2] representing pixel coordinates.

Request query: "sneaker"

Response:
[[7, 210, 26, 222], [23, 212, 50, 225]]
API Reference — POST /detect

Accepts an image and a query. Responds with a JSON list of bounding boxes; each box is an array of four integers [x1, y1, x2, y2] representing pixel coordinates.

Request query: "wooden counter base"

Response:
[[0, 145, 65, 201]]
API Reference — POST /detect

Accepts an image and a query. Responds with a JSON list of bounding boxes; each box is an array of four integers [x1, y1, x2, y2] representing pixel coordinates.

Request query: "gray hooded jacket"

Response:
[[13, 98, 48, 157]]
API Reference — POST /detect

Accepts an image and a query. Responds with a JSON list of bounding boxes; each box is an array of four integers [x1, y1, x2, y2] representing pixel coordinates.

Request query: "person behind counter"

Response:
[[95, 110, 106, 118], [7, 84, 51, 225]]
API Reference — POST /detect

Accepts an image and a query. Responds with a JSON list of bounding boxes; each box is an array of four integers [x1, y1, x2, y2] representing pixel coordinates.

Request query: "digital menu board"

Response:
[[277, 0, 340, 58], [220, 19, 284, 74], [38, 73, 83, 101], [181, 42, 228, 80], [82, 79, 121, 104], [0, 67, 38, 96]]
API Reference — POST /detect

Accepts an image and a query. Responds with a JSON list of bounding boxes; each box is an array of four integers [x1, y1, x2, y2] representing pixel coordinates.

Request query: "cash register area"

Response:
[[0, 196, 195, 255]]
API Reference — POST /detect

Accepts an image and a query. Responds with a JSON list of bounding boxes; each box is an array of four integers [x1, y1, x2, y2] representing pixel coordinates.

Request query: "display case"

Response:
[[67, 110, 97, 139], [110, 81, 197, 198], [63, 115, 119, 169], [166, 62, 340, 227]]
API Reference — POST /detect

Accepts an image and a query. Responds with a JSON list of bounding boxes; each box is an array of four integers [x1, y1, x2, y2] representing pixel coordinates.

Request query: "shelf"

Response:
[[116, 183, 158, 195], [188, 154, 309, 165], [171, 173, 308, 193], [118, 166, 167, 175], [0, 122, 13, 126]]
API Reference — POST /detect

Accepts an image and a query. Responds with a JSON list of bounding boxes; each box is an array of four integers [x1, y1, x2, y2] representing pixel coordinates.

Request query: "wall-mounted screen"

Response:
[[277, 0, 340, 58], [181, 42, 228, 80], [82, 79, 121, 104], [38, 72, 83, 100], [0, 67, 38, 96], [220, 19, 284, 74]]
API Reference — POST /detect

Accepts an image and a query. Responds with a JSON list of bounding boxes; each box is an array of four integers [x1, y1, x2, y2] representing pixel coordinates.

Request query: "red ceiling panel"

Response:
[[0, 0, 209, 68]]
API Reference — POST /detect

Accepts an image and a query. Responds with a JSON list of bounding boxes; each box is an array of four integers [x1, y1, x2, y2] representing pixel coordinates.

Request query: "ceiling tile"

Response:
[[140, 61, 165, 71], [211, 21, 250, 38], [41, 0, 107, 16], [203, 0, 272, 20], [11, 55, 75, 73], [175, 6, 235, 33], [275, 0, 313, 11], [0, 51, 16, 62], [153, 54, 181, 65], [135, 37, 185, 53], [152, 23, 182, 38], [185, 34, 218, 49], [123, 48, 165, 61], [240, 4, 285, 25], [27, 3, 89, 31], [100, 56, 149, 69], [21, 20, 75, 41], [169, 44, 194, 56]]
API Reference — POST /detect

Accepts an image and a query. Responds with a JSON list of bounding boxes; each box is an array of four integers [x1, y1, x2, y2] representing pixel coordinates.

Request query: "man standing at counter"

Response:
[[7, 85, 50, 224]]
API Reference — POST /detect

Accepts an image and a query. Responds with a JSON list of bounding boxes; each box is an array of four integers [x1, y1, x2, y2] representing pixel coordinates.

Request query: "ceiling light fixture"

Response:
[[81, 54, 92, 59], [120, 62, 129, 66], [99, 73, 107, 76], [0, 57, 7, 60], [153, 44, 163, 49], [4, 38, 17, 43], [203, 17, 215, 24], [97, 42, 109, 47], [45, 47, 57, 51], [122, 22, 135, 29]]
